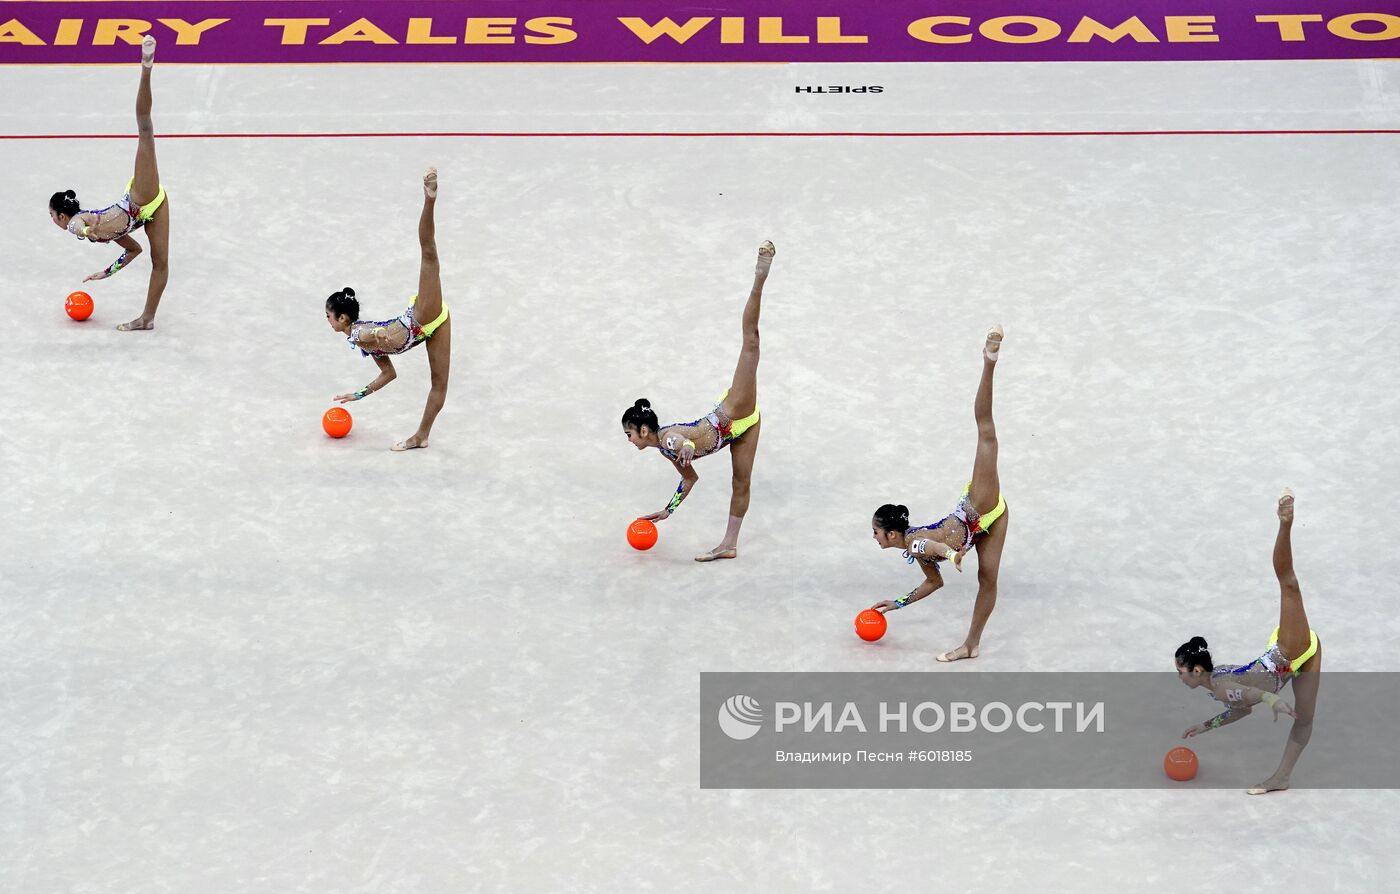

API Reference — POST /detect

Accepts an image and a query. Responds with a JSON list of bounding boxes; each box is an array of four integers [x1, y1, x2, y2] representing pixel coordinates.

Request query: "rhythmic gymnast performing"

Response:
[[48, 35, 170, 332], [1175, 488, 1319, 795], [325, 168, 451, 452], [869, 326, 1009, 663], [621, 241, 775, 562]]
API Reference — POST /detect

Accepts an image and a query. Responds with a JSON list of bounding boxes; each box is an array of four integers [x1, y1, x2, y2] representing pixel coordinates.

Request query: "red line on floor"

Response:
[[2, 129, 1398, 139]]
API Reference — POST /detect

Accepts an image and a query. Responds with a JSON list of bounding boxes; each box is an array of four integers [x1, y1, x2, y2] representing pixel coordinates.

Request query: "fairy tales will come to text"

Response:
[[2, 13, 1399, 48]]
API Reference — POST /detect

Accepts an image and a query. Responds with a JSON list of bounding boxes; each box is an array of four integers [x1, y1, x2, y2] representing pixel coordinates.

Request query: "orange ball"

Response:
[[1164, 746, 1198, 781], [65, 291, 93, 321], [855, 608, 887, 642], [322, 407, 353, 438], [627, 518, 657, 551]]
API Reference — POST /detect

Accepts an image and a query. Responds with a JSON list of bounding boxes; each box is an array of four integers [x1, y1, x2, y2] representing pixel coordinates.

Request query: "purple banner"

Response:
[[1, 2, 1398, 63]]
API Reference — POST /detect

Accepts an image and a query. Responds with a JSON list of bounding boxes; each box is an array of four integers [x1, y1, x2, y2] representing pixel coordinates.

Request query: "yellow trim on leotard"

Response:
[[731, 406, 760, 439], [409, 294, 450, 338], [1267, 627, 1320, 673], [124, 179, 167, 222], [715, 389, 760, 440], [961, 482, 1007, 531]]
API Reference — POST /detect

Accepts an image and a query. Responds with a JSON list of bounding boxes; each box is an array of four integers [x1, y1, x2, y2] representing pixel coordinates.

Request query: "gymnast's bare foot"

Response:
[[1278, 487, 1294, 523], [117, 316, 154, 331], [391, 435, 429, 452]]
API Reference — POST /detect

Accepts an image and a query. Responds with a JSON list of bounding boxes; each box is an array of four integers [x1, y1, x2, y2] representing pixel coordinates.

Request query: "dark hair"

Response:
[[1175, 636, 1213, 672], [50, 190, 80, 217], [621, 398, 658, 432], [325, 286, 359, 322], [873, 504, 910, 535]]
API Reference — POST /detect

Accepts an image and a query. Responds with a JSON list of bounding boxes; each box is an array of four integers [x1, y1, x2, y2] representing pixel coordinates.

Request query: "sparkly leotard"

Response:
[[656, 393, 760, 463], [348, 307, 430, 358], [1201, 643, 1299, 728], [657, 410, 734, 462], [904, 489, 1003, 567], [347, 295, 449, 358], [68, 199, 144, 243], [66, 181, 165, 243], [1212, 643, 1296, 696]]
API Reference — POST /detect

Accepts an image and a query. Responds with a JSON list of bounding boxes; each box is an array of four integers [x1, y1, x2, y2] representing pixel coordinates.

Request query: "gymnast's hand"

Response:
[[871, 600, 899, 614], [675, 441, 696, 467], [1181, 723, 1208, 739], [642, 509, 671, 522]]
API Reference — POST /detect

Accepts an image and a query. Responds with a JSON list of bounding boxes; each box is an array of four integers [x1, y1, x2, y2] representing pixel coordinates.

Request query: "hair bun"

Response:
[[635, 398, 651, 410], [897, 505, 909, 517], [1190, 636, 1208, 649], [342, 286, 355, 298], [65, 189, 75, 199]]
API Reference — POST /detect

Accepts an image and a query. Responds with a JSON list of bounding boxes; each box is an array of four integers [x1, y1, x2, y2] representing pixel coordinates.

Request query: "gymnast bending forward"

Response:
[[621, 242, 775, 561], [1176, 488, 1320, 795], [870, 326, 1010, 663], [326, 168, 451, 452], [49, 35, 170, 331]]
